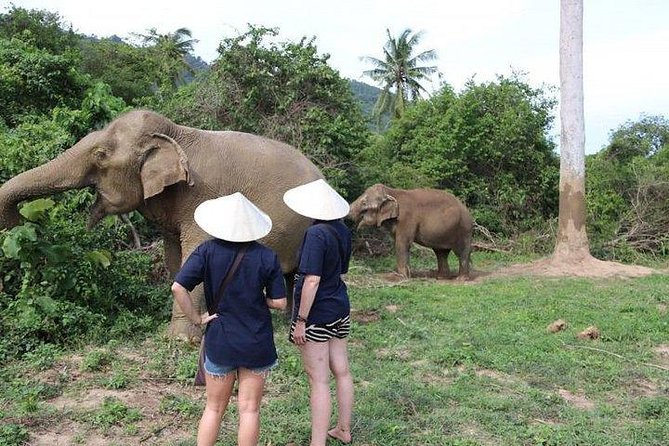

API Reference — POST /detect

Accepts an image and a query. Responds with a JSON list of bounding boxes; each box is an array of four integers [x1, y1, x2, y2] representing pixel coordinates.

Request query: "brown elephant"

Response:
[[0, 109, 322, 340], [349, 184, 473, 279]]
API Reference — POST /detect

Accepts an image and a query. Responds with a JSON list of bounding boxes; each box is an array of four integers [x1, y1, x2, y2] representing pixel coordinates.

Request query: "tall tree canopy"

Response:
[[362, 28, 438, 121], [357, 74, 558, 234], [158, 25, 370, 197]]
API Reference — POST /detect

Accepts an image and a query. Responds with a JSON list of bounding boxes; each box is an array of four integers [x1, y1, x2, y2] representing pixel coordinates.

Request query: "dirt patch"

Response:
[[381, 271, 409, 283], [558, 389, 595, 410], [385, 304, 400, 313], [351, 309, 381, 324], [375, 347, 411, 360], [654, 344, 669, 366], [474, 369, 517, 386], [630, 379, 660, 397], [658, 304, 667, 315], [352, 255, 656, 289], [30, 420, 107, 446], [493, 255, 655, 279]]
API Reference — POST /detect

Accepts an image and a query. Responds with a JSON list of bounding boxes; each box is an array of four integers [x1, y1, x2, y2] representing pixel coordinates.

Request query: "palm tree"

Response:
[[136, 27, 197, 87], [362, 28, 438, 121]]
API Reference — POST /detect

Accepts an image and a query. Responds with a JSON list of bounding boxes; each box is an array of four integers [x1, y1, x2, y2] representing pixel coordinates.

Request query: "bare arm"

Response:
[[266, 297, 287, 310], [171, 282, 218, 326], [292, 274, 321, 345]]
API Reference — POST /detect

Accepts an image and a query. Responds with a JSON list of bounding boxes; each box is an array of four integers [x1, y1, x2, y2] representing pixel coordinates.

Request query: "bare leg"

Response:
[[327, 338, 353, 444], [197, 372, 236, 446], [237, 368, 267, 446], [300, 341, 331, 446]]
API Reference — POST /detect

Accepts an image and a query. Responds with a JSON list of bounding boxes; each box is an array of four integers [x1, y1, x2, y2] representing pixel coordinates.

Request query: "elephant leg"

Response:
[[433, 248, 451, 279], [165, 232, 204, 343], [395, 237, 412, 278], [456, 242, 473, 280]]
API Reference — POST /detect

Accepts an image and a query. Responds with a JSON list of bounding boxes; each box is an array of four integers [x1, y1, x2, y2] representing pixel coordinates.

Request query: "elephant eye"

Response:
[[93, 148, 106, 160]]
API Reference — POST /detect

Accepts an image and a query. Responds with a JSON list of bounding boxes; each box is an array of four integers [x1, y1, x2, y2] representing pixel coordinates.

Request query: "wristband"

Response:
[[296, 314, 308, 323]]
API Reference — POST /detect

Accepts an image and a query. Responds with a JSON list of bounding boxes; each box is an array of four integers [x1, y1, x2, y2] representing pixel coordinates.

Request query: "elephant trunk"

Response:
[[0, 140, 92, 229], [347, 196, 364, 223]]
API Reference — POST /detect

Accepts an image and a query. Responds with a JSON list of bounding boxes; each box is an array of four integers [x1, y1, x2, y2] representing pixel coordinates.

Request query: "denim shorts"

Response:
[[204, 354, 278, 378]]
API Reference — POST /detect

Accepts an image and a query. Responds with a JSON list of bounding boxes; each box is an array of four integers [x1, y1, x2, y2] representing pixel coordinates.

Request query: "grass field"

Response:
[[1, 252, 668, 445]]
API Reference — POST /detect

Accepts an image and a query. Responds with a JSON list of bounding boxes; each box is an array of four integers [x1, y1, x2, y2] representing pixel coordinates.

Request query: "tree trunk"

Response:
[[554, 0, 590, 262]]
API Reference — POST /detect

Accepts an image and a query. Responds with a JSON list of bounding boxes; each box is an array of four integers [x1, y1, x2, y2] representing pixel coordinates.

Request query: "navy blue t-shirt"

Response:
[[175, 239, 286, 368], [293, 220, 352, 324]]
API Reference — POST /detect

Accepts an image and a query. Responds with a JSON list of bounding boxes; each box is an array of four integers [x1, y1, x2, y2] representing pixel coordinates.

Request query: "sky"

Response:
[[5, 0, 669, 154]]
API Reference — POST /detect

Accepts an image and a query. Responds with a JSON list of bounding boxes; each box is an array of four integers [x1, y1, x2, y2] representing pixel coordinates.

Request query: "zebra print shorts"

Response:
[[289, 315, 351, 343]]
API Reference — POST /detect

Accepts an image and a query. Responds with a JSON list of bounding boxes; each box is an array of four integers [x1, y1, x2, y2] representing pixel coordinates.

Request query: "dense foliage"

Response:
[[357, 75, 560, 234], [586, 115, 669, 260], [158, 25, 370, 196], [0, 7, 165, 359]]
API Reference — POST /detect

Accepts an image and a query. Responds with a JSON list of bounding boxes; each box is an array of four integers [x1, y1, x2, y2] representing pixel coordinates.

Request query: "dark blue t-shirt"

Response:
[[293, 220, 352, 324], [175, 239, 286, 368]]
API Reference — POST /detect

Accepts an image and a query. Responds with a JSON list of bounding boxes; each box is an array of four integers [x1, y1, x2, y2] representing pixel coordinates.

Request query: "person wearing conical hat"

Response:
[[283, 179, 354, 445], [171, 192, 287, 446]]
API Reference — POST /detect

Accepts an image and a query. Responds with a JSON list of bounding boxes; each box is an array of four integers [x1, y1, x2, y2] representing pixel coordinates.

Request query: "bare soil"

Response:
[[491, 255, 655, 279]]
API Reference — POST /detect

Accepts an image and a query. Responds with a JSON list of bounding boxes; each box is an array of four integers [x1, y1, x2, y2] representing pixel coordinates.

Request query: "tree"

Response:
[[553, 0, 589, 261], [78, 37, 157, 103], [0, 37, 88, 127], [362, 28, 437, 121], [586, 115, 669, 258], [135, 27, 197, 88], [0, 6, 79, 54], [604, 115, 669, 163], [158, 25, 370, 198], [537, 0, 652, 277], [356, 74, 559, 234]]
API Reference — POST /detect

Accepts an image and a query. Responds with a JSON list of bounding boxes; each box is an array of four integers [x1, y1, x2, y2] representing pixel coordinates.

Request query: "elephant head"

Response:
[[348, 183, 399, 228], [0, 110, 193, 230]]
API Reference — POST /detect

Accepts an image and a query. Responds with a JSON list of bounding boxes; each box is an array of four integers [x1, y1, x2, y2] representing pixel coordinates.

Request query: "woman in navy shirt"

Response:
[[172, 192, 286, 446], [283, 179, 354, 446]]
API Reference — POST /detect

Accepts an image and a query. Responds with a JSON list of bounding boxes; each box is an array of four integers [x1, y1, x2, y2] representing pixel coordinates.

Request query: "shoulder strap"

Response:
[[208, 244, 248, 314]]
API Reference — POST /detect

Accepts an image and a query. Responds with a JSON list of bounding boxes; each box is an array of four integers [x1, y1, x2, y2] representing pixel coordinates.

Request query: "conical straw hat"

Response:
[[283, 179, 350, 220], [194, 192, 272, 242]]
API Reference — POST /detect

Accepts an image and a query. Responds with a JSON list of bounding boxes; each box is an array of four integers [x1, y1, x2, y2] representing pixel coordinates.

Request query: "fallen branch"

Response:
[[472, 242, 511, 254]]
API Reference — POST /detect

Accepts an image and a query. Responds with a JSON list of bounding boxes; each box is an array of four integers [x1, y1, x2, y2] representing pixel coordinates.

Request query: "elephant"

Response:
[[348, 184, 473, 279], [0, 109, 323, 340]]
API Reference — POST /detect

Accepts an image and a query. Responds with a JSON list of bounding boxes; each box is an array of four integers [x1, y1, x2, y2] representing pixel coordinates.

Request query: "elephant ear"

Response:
[[377, 195, 399, 226], [140, 133, 193, 199]]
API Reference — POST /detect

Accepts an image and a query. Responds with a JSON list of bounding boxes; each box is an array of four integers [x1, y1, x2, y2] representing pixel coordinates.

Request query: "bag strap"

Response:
[[207, 244, 248, 315]]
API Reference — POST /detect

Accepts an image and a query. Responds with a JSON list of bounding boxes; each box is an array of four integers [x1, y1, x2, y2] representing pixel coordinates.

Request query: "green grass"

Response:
[[1, 252, 668, 445]]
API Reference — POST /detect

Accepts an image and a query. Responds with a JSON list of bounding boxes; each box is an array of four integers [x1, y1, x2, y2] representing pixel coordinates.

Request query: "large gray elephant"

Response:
[[0, 109, 322, 339], [349, 184, 473, 279]]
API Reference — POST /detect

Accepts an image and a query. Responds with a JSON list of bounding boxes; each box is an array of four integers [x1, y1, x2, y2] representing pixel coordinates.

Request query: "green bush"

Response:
[[0, 198, 170, 360], [356, 73, 559, 235], [586, 115, 669, 261]]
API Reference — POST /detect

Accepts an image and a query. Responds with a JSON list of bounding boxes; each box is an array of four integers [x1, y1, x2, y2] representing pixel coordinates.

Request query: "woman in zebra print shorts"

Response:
[[283, 179, 354, 446], [289, 314, 351, 343]]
